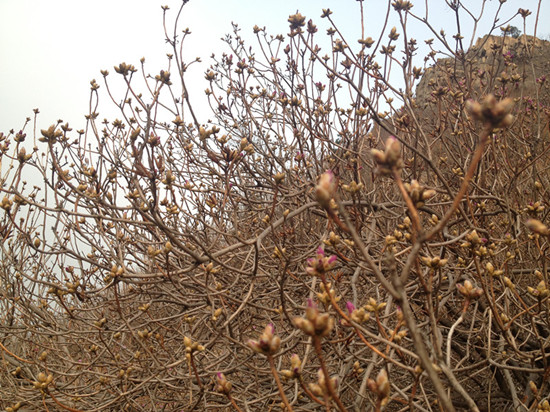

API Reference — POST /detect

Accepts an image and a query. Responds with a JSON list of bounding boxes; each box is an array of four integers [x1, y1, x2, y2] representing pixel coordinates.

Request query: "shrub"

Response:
[[1, 1, 549, 411]]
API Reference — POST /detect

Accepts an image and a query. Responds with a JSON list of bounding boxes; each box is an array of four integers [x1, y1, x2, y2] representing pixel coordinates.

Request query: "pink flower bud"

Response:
[[306, 247, 337, 276]]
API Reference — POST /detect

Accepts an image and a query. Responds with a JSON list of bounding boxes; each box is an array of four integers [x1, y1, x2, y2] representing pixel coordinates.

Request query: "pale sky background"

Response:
[[0, 0, 547, 135]]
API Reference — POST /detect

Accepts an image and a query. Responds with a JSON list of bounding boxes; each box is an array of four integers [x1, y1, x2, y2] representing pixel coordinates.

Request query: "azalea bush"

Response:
[[1, 0, 549, 411]]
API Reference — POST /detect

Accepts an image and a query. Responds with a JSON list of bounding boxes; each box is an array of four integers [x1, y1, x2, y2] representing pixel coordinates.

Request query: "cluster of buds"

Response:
[[404, 180, 436, 208], [352, 361, 364, 378], [315, 170, 337, 209], [1, 196, 13, 212], [420, 256, 448, 269], [247, 324, 281, 355], [5, 402, 22, 412], [114, 62, 137, 76], [17, 147, 32, 163], [364, 297, 387, 313], [239, 138, 254, 154], [358, 37, 375, 47], [344, 301, 370, 324], [148, 133, 161, 146], [184, 336, 205, 359], [392, 329, 408, 343], [342, 180, 364, 194], [147, 245, 162, 258], [485, 262, 504, 277], [162, 170, 176, 186], [528, 277, 549, 298], [502, 276, 516, 291], [212, 307, 223, 321], [288, 13, 306, 31], [367, 369, 390, 407], [273, 172, 285, 185], [457, 280, 483, 300], [388, 26, 400, 41], [323, 231, 341, 247], [215, 372, 232, 394], [317, 282, 341, 306], [460, 230, 487, 249], [525, 201, 545, 217], [294, 300, 335, 337], [39, 125, 63, 144], [392, 0, 413, 12], [306, 247, 337, 277], [280, 354, 302, 380], [465, 94, 514, 128], [309, 369, 338, 398], [371, 137, 403, 175], [397, 216, 412, 235], [47, 285, 67, 298], [203, 262, 219, 274], [33, 372, 54, 390], [198, 125, 220, 140], [129, 127, 141, 141], [14, 130, 26, 142], [117, 367, 132, 380], [538, 399, 550, 412], [104, 264, 124, 284], [155, 69, 171, 85], [163, 241, 173, 254], [272, 246, 286, 259], [93, 317, 107, 329], [138, 302, 151, 312]]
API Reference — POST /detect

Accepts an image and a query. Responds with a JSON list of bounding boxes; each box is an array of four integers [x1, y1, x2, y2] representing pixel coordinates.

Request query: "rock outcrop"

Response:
[[415, 34, 550, 111]]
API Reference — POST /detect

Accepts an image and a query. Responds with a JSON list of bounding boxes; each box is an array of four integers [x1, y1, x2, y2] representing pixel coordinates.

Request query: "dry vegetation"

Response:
[[1, 0, 550, 411]]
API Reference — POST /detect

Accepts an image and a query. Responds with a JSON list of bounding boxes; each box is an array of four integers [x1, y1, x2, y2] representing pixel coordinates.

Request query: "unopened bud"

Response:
[[526, 219, 549, 236], [315, 170, 336, 209]]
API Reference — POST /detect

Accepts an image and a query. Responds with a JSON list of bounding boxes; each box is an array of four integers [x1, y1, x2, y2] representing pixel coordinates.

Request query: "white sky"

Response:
[[0, 0, 547, 135]]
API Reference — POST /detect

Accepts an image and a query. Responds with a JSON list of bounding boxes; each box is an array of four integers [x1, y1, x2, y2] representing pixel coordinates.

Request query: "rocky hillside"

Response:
[[365, 34, 550, 195], [415, 34, 550, 113]]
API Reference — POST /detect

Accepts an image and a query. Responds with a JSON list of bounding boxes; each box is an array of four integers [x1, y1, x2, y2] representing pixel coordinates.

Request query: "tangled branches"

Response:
[[1, 1, 549, 411]]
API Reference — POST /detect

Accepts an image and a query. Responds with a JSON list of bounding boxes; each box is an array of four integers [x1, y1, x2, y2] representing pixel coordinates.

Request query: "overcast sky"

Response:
[[0, 0, 547, 135]]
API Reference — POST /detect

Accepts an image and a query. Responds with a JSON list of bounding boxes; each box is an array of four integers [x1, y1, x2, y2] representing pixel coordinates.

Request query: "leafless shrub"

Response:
[[1, 1, 549, 411]]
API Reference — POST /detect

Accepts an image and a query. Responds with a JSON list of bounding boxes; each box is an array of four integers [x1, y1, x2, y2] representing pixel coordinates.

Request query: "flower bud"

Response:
[[248, 323, 281, 355], [467, 94, 515, 128], [1, 196, 13, 212], [376, 369, 390, 398], [466, 100, 482, 119], [526, 219, 549, 236], [457, 280, 483, 300], [315, 313, 335, 336], [371, 149, 386, 164], [384, 136, 401, 165], [280, 354, 302, 379], [216, 372, 232, 394], [306, 247, 337, 276], [293, 317, 315, 335], [315, 170, 337, 209]]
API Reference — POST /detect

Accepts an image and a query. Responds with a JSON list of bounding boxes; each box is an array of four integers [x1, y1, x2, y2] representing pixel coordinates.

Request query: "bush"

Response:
[[1, 1, 549, 411]]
